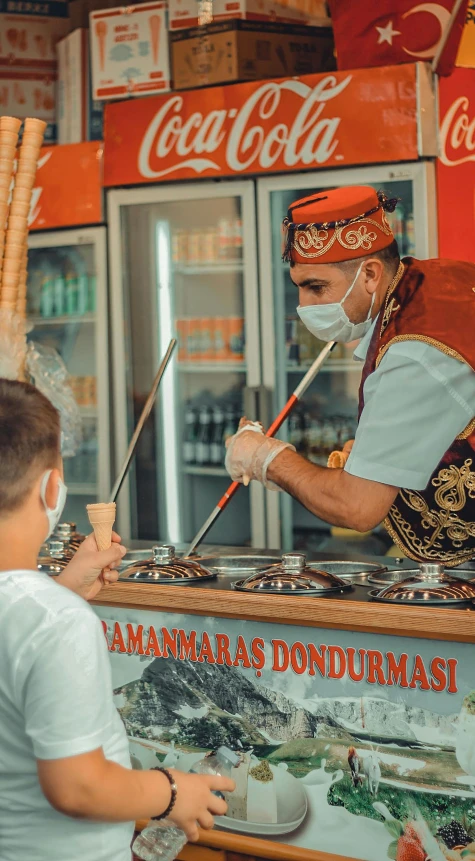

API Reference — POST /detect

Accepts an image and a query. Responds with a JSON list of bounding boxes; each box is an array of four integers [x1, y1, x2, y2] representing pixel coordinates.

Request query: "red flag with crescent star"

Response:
[[328, 0, 469, 76]]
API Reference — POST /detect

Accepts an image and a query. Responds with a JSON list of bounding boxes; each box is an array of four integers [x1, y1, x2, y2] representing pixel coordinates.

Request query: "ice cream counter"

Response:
[[92, 548, 475, 861]]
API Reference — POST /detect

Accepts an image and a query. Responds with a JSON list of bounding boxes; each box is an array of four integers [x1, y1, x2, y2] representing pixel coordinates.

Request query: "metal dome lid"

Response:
[[37, 539, 73, 575], [120, 545, 216, 584], [54, 522, 85, 549], [369, 563, 475, 605], [233, 552, 352, 595]]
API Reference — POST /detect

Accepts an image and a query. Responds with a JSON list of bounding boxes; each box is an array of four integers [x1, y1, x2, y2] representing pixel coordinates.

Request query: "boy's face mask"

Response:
[[40, 470, 68, 539]]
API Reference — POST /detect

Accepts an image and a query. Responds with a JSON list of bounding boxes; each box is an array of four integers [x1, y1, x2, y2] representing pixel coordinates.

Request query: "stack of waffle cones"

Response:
[[0, 116, 46, 317], [86, 502, 116, 551]]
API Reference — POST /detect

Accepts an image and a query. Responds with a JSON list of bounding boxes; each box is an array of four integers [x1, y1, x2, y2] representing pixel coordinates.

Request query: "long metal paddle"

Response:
[[185, 340, 337, 557], [109, 339, 177, 504]]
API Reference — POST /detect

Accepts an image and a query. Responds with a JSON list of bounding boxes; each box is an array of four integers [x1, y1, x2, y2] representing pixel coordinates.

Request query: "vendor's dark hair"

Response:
[[0, 379, 60, 514], [336, 239, 401, 275]]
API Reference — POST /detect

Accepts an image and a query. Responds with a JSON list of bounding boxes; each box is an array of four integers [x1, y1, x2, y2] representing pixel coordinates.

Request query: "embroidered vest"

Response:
[[359, 257, 475, 567]]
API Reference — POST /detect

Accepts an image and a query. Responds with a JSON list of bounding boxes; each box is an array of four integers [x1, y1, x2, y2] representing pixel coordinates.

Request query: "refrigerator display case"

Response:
[[27, 227, 110, 534], [257, 162, 438, 551], [107, 181, 265, 546]]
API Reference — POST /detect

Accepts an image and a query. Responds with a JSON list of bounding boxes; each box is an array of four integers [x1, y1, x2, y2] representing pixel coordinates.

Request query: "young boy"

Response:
[[0, 379, 233, 861]]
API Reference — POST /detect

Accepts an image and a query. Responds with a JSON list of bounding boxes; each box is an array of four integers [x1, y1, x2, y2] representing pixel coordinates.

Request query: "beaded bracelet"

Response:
[[151, 766, 178, 821]]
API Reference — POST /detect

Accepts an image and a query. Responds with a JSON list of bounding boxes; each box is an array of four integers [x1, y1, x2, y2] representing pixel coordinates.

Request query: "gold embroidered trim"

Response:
[[292, 217, 392, 260], [384, 457, 475, 567], [458, 417, 475, 440], [376, 334, 471, 369], [378, 261, 405, 338]]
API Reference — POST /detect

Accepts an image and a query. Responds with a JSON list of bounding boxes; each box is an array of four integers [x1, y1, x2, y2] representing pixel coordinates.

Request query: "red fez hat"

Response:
[[282, 186, 397, 265]]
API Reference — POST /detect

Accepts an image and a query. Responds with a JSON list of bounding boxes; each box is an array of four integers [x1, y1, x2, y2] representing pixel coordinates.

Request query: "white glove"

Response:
[[225, 418, 295, 490]]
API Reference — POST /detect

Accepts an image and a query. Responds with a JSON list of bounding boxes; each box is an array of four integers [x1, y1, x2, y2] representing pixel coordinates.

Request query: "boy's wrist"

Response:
[[151, 767, 178, 820]]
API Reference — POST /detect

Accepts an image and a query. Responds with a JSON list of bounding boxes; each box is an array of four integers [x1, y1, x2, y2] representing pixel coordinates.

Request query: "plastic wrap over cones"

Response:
[[26, 342, 82, 455], [86, 503, 116, 551], [327, 440, 354, 469]]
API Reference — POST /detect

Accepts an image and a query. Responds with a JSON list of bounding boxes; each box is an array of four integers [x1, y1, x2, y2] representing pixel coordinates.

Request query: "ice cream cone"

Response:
[[3, 258, 22, 277], [0, 117, 22, 134], [18, 146, 40, 163], [86, 502, 116, 551], [0, 131, 18, 148], [16, 298, 27, 316], [95, 20, 108, 71], [0, 146, 16, 162], [23, 118, 47, 136], [12, 187, 31, 204], [6, 228, 26, 245], [10, 201, 29, 218], [4, 243, 23, 259], [0, 288, 19, 303], [0, 204, 8, 225], [8, 215, 27, 233], [0, 300, 18, 311], [149, 14, 161, 65], [21, 132, 43, 149], [0, 158, 14, 175], [0, 174, 12, 190], [14, 173, 35, 190]]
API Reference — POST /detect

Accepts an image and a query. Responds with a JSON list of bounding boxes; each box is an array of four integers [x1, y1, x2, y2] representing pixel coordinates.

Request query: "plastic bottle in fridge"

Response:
[[223, 405, 236, 449], [183, 402, 198, 466], [210, 405, 225, 465], [133, 747, 240, 861], [195, 406, 212, 465], [289, 412, 303, 453]]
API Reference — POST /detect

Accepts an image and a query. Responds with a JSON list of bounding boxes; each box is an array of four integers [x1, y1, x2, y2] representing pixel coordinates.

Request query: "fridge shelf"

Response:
[[173, 263, 244, 275], [78, 407, 98, 418], [177, 361, 247, 373], [67, 483, 97, 495], [183, 466, 228, 477], [29, 313, 96, 327], [286, 360, 361, 374]]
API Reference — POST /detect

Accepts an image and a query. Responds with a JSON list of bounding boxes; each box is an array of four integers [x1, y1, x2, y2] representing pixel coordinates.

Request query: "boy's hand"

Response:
[[56, 532, 126, 601], [167, 770, 235, 841]]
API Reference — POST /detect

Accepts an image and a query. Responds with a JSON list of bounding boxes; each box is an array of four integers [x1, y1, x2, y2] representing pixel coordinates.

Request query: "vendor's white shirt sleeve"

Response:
[[345, 325, 475, 490]]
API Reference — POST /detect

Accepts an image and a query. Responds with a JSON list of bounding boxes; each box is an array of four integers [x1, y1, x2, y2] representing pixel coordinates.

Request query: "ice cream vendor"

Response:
[[225, 186, 475, 567]]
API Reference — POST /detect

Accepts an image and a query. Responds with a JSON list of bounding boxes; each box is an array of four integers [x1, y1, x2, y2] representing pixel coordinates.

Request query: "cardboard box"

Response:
[[0, 12, 69, 68], [69, 0, 122, 31], [456, 9, 475, 68], [57, 28, 103, 143], [90, 1, 170, 100], [168, 0, 330, 29], [0, 68, 57, 133], [171, 20, 335, 89]]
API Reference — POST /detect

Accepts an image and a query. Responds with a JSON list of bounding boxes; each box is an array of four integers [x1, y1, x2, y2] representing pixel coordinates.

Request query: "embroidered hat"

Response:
[[282, 186, 397, 265]]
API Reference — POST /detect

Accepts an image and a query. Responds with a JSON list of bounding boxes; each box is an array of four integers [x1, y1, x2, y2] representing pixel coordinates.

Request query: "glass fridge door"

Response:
[[27, 227, 110, 535], [257, 162, 437, 553], [108, 180, 264, 548]]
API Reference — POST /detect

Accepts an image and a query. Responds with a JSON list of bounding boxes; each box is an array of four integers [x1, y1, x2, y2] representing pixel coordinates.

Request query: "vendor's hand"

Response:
[[56, 532, 126, 601], [167, 769, 235, 841], [225, 416, 295, 490]]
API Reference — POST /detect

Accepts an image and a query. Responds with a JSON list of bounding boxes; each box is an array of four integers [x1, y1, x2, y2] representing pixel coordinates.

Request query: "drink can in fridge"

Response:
[[187, 318, 200, 361], [200, 318, 215, 361], [176, 318, 188, 362], [188, 229, 201, 265], [214, 317, 229, 361], [228, 317, 245, 362]]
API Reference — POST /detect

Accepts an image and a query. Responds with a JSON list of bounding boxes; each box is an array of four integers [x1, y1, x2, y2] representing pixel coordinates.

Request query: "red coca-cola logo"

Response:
[[439, 95, 475, 167], [138, 75, 352, 179]]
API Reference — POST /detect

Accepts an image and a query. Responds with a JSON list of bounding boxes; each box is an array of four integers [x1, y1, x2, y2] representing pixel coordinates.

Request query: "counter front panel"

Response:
[[95, 603, 475, 861]]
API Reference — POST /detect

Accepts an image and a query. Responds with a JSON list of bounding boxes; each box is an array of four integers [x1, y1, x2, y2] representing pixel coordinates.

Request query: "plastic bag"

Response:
[[26, 341, 82, 457], [0, 309, 28, 380]]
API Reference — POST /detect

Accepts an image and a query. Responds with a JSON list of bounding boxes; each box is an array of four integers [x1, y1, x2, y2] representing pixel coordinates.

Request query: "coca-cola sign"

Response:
[[104, 65, 421, 186], [439, 94, 475, 166], [437, 68, 475, 263], [30, 142, 103, 231]]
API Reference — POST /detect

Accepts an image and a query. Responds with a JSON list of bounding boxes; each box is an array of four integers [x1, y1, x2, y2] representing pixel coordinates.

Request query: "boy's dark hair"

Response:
[[0, 379, 60, 514]]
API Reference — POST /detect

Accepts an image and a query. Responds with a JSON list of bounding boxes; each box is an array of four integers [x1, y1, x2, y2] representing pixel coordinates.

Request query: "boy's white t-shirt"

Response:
[[0, 568, 134, 861]]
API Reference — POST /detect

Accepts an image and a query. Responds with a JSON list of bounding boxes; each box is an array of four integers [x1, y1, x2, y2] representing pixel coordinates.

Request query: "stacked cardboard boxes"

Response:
[[0, 0, 69, 140]]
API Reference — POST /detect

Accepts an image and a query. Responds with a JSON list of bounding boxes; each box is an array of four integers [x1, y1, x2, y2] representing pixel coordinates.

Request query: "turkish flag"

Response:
[[328, 0, 469, 76]]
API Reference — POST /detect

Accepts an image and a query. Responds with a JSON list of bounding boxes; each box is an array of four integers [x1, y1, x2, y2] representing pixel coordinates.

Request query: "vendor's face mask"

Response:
[[40, 470, 68, 539], [297, 262, 375, 343]]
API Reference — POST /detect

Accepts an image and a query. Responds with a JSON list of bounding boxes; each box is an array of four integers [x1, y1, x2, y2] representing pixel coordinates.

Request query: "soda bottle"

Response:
[[195, 407, 212, 465], [183, 403, 198, 465], [289, 412, 303, 452], [223, 406, 236, 448], [133, 746, 240, 861], [210, 405, 225, 465]]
